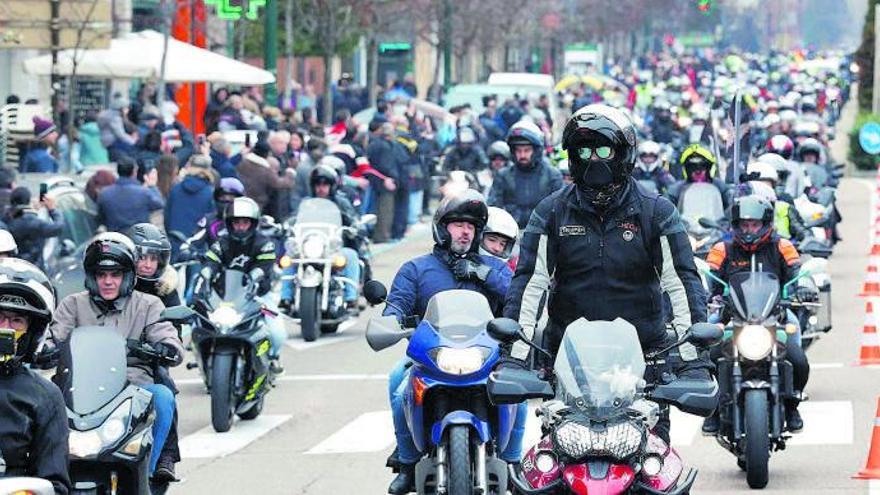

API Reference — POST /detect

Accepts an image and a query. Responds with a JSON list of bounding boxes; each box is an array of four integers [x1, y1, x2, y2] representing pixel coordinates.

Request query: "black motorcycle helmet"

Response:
[[731, 195, 775, 252], [309, 164, 339, 197], [0, 258, 55, 372], [83, 233, 138, 301], [562, 104, 637, 207], [225, 197, 261, 244], [128, 223, 171, 283], [506, 120, 544, 169], [432, 189, 488, 253]]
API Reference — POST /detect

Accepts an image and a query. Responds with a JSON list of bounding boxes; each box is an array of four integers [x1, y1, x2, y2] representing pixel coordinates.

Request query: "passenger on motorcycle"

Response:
[[0, 259, 70, 494], [631, 140, 675, 194], [202, 197, 286, 375], [703, 196, 810, 433], [487, 120, 563, 229], [486, 140, 511, 174], [49, 233, 183, 478], [666, 143, 731, 210], [279, 165, 362, 310], [383, 190, 516, 495], [480, 207, 519, 262], [505, 104, 713, 442]]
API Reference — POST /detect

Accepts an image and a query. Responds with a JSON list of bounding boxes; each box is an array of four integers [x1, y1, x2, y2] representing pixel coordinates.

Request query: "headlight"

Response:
[[553, 420, 643, 461], [302, 235, 325, 258], [642, 454, 664, 476], [119, 429, 150, 457], [209, 306, 243, 327], [431, 347, 488, 375], [736, 324, 774, 361], [332, 254, 347, 269], [535, 452, 557, 473], [70, 399, 132, 458]]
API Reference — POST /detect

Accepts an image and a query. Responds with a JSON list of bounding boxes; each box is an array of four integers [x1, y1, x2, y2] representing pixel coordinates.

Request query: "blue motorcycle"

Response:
[[365, 283, 519, 494]]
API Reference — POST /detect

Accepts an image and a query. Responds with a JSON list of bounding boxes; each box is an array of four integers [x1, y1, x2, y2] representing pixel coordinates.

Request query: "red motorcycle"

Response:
[[487, 317, 721, 494]]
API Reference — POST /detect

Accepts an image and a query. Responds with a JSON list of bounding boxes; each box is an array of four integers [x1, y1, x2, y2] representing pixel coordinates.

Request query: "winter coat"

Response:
[[97, 109, 135, 148], [6, 207, 64, 266], [165, 167, 216, 238], [488, 160, 563, 230], [78, 121, 109, 166], [23, 146, 58, 173], [97, 177, 165, 232], [237, 153, 295, 213]]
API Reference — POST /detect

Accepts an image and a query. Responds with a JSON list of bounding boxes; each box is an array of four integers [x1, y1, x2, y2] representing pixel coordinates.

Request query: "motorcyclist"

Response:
[[631, 140, 675, 194], [49, 233, 183, 479], [487, 120, 563, 229], [279, 165, 362, 311], [383, 190, 516, 495], [744, 161, 809, 243], [666, 143, 731, 210], [126, 223, 182, 482], [441, 126, 489, 174], [703, 195, 810, 433], [504, 104, 712, 443], [487, 140, 511, 174], [0, 258, 71, 494], [202, 197, 286, 374]]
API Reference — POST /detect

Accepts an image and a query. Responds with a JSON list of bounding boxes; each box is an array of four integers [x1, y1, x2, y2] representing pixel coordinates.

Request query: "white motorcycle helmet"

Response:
[[747, 160, 779, 186], [0, 230, 17, 257], [636, 141, 662, 173], [480, 207, 519, 260], [747, 180, 778, 205]]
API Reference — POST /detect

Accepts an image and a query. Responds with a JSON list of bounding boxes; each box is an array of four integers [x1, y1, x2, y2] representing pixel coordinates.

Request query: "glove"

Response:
[[154, 342, 180, 365], [452, 258, 492, 283], [796, 286, 819, 303], [32, 346, 60, 370]]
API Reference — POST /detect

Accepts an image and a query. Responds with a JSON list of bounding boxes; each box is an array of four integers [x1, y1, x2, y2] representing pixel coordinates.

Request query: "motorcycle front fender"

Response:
[[297, 265, 323, 288], [430, 410, 492, 446]]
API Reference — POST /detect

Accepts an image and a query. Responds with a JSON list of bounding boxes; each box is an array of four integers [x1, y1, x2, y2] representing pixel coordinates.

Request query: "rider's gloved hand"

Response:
[[452, 258, 491, 283], [796, 285, 819, 303], [154, 342, 180, 365]]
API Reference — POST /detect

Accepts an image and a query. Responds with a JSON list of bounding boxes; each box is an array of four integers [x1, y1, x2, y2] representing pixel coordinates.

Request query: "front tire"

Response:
[[743, 389, 770, 489], [210, 353, 236, 433], [300, 286, 320, 342], [447, 426, 473, 495]]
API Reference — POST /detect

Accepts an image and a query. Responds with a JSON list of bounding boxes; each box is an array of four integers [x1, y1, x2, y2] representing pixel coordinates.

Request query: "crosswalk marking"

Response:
[[180, 414, 291, 458], [306, 411, 394, 455]]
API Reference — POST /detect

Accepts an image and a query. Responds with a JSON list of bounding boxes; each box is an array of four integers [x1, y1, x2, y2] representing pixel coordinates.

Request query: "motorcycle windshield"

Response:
[[423, 290, 494, 342], [679, 183, 724, 235], [62, 326, 128, 415], [554, 318, 646, 418], [728, 271, 780, 322], [295, 198, 342, 227], [210, 270, 251, 309]]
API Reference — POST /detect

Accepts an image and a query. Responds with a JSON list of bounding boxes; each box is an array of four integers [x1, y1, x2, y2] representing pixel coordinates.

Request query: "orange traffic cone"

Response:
[[857, 301, 880, 366], [861, 260, 880, 296], [855, 398, 880, 479]]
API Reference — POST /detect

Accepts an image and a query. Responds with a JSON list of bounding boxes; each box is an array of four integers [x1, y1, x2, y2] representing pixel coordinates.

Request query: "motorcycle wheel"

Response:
[[238, 396, 264, 420], [321, 323, 340, 334], [743, 389, 770, 489], [447, 426, 473, 495], [300, 287, 320, 342], [211, 353, 236, 433]]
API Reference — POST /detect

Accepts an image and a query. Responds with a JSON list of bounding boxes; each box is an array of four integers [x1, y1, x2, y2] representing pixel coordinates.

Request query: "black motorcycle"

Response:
[[190, 269, 276, 432], [708, 269, 806, 489], [56, 307, 189, 495]]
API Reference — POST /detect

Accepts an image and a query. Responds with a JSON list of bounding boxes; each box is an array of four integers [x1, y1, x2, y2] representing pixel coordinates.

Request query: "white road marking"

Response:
[[870, 480, 880, 495], [306, 411, 395, 455], [787, 400, 853, 446], [670, 409, 706, 447], [812, 362, 846, 369], [175, 373, 386, 386], [180, 414, 291, 458], [284, 334, 358, 350]]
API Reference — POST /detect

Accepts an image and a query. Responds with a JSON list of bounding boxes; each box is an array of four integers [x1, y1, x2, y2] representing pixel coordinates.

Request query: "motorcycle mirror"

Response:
[[158, 305, 198, 323], [360, 214, 378, 227], [487, 367, 555, 405], [59, 239, 76, 257], [686, 322, 724, 348], [697, 217, 719, 230], [486, 318, 522, 344], [364, 280, 388, 305], [365, 315, 411, 351], [651, 378, 719, 417]]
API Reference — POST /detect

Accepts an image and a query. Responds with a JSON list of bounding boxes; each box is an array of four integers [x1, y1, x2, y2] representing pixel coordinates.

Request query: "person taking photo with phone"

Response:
[[5, 186, 64, 269]]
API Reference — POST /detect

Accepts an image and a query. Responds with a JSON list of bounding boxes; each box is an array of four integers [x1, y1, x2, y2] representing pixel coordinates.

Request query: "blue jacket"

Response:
[[165, 169, 215, 237], [488, 160, 564, 229], [97, 177, 164, 232], [23, 147, 58, 173], [383, 246, 512, 321], [210, 149, 239, 179]]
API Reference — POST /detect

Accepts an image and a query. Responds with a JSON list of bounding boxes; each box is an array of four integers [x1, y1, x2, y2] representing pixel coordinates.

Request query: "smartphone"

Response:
[[197, 134, 206, 146], [39, 182, 48, 203], [244, 133, 252, 148], [0, 329, 16, 356]]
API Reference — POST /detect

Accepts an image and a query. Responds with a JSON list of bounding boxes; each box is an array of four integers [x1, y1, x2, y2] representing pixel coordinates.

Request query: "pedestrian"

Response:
[[77, 111, 109, 167], [97, 156, 164, 232], [366, 122, 399, 243], [23, 117, 59, 173], [98, 94, 138, 161], [156, 154, 179, 199], [0, 167, 17, 214], [5, 187, 64, 268], [237, 147, 295, 216], [165, 153, 216, 246], [208, 135, 238, 179], [85, 170, 116, 203]]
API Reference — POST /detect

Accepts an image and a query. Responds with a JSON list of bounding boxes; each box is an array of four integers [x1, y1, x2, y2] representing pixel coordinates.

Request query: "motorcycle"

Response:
[[364, 281, 522, 495], [280, 197, 373, 342], [702, 266, 816, 489], [190, 269, 276, 432], [56, 307, 189, 495], [487, 318, 721, 494]]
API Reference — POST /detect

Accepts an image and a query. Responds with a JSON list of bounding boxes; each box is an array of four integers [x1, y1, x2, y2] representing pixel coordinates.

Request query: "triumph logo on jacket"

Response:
[[559, 225, 586, 236]]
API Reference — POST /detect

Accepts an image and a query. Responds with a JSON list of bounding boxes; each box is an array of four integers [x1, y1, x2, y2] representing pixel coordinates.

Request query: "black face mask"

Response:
[[581, 161, 615, 188]]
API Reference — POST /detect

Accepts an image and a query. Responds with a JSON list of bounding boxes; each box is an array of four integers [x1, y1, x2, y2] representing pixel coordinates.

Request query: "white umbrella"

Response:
[[22, 30, 274, 85]]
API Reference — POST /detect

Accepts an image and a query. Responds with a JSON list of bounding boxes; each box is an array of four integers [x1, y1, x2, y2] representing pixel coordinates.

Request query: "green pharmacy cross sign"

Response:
[[696, 0, 712, 14], [205, 0, 267, 20]]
